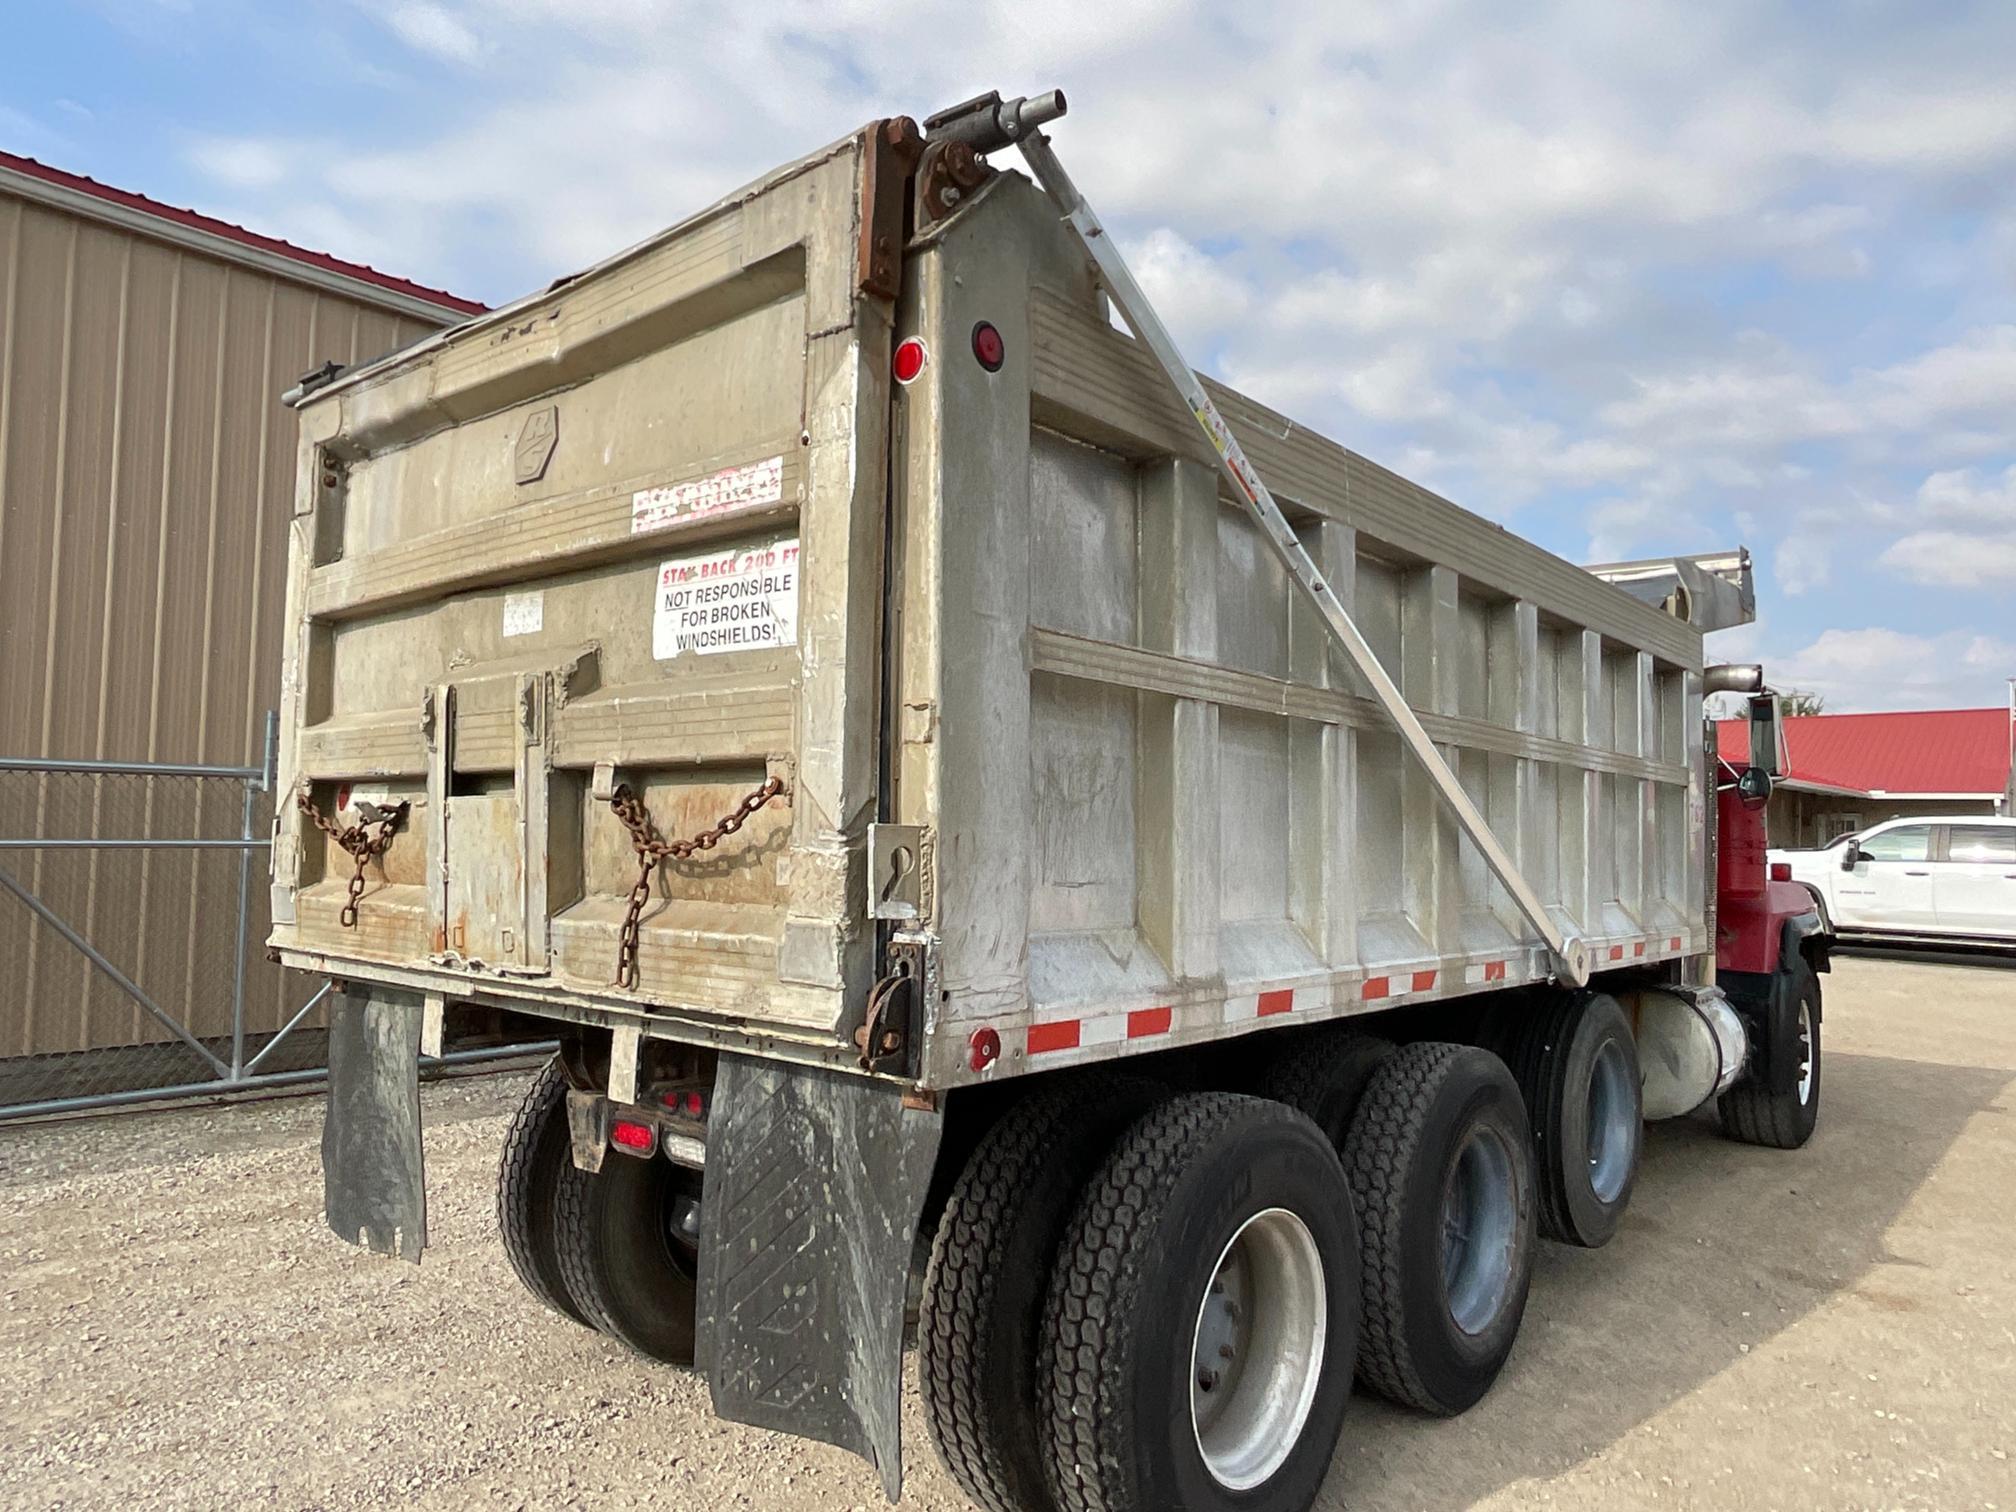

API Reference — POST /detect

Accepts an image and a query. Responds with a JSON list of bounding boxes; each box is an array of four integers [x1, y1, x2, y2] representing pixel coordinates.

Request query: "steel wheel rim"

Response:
[[1442, 1126, 1518, 1336], [1585, 1038, 1638, 1205], [1188, 1207, 1328, 1492], [1796, 999, 1815, 1106]]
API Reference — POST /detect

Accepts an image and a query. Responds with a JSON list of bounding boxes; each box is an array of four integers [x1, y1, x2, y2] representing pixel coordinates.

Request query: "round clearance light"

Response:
[[893, 337, 928, 386], [968, 1026, 1002, 1072], [971, 321, 1005, 372]]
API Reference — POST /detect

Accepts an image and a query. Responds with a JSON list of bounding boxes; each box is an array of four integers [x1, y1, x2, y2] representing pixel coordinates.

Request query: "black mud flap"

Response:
[[696, 1054, 942, 1502], [322, 988, 427, 1262]]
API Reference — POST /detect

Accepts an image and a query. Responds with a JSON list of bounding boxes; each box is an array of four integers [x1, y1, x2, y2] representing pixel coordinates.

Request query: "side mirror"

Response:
[[1839, 839, 1861, 870], [1737, 766, 1772, 806], [1746, 691, 1783, 778]]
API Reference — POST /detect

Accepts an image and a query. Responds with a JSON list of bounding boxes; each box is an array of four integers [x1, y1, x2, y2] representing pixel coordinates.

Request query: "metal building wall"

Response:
[[0, 189, 448, 1058]]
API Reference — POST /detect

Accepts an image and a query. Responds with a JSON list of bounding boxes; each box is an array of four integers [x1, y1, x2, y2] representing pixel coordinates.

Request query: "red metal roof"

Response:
[[1715, 707, 2014, 797], [0, 148, 485, 315]]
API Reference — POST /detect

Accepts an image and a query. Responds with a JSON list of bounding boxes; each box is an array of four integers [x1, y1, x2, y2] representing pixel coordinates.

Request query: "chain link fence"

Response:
[[0, 718, 529, 1121]]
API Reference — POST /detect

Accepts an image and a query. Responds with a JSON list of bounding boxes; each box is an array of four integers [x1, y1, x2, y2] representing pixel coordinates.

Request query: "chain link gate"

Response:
[[0, 714, 532, 1121]]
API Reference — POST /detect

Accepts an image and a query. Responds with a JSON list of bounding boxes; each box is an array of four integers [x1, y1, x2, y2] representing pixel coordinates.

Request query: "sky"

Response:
[[5, 0, 2013, 713]]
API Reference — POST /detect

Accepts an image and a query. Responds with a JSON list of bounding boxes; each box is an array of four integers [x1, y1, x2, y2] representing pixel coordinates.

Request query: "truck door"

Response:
[[1932, 824, 2016, 937], [1834, 822, 1936, 929]]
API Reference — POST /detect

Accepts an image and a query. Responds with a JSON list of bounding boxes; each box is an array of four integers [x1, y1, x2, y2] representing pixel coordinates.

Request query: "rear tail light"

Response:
[[1769, 862, 1792, 882], [610, 1119, 655, 1155], [971, 321, 1005, 372]]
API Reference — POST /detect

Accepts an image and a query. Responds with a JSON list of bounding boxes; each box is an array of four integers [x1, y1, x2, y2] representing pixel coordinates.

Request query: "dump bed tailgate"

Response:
[[270, 125, 909, 1052]]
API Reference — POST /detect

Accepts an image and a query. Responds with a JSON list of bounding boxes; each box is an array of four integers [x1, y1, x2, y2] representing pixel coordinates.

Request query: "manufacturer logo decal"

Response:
[[514, 405, 558, 484]]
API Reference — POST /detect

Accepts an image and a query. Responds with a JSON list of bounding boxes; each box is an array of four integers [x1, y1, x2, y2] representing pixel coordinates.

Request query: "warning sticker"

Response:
[[653, 538, 800, 659], [631, 455, 784, 535], [501, 591, 543, 638]]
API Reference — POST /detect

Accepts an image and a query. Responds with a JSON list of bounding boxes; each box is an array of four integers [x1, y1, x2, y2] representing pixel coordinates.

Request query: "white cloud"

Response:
[[1584, 497, 1661, 563], [1769, 627, 2016, 712], [185, 137, 292, 190], [1880, 531, 2016, 588], [382, 3, 482, 63], [140, 0, 2015, 709], [1914, 463, 2016, 527], [1853, 463, 2016, 587], [1123, 228, 1252, 349]]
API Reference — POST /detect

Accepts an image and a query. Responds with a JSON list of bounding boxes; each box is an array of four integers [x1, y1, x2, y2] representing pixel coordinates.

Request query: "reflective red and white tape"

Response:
[[1016, 931, 1699, 1061]]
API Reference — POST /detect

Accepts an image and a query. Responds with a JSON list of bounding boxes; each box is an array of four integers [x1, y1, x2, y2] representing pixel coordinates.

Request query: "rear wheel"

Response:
[[552, 1150, 701, 1364], [1721, 958, 1822, 1150], [920, 1074, 1162, 1512], [1345, 1042, 1536, 1416], [495, 1057, 591, 1327], [1487, 992, 1641, 1248], [1040, 1093, 1359, 1512], [1256, 1029, 1392, 1150]]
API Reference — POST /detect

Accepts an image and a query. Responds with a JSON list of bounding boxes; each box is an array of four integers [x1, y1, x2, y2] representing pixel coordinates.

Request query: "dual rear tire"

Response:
[[923, 1039, 1547, 1512], [1039, 1095, 1360, 1512], [495, 1058, 700, 1364]]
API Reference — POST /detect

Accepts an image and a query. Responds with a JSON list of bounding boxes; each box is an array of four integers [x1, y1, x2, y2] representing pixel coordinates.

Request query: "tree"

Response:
[[1779, 689, 1827, 717]]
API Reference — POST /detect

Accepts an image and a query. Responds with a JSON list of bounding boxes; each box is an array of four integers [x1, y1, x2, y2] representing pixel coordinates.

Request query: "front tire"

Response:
[[1721, 958, 1822, 1149], [1040, 1094, 1359, 1512]]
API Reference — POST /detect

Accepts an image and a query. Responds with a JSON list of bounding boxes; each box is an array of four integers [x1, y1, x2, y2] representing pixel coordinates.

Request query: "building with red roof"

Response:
[[1715, 706, 2016, 847]]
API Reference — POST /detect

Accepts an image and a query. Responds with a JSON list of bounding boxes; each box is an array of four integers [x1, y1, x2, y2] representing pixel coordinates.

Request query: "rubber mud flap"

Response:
[[696, 1054, 942, 1502], [322, 988, 427, 1262]]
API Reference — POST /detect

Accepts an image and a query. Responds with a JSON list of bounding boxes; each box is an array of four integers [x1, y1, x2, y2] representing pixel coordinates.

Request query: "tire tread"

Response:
[[920, 1079, 1144, 1512], [1344, 1041, 1464, 1411], [495, 1058, 590, 1327], [1040, 1092, 1296, 1512]]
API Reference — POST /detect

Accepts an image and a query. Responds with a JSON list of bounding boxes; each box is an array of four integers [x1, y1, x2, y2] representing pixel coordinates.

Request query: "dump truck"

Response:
[[272, 89, 1831, 1512]]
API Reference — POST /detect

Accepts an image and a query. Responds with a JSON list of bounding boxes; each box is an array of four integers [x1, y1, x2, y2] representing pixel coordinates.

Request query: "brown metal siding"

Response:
[[0, 189, 447, 1058]]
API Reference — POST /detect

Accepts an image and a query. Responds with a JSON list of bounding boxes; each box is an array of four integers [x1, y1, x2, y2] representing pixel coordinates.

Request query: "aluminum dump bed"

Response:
[[273, 120, 1716, 1092], [273, 123, 914, 1052]]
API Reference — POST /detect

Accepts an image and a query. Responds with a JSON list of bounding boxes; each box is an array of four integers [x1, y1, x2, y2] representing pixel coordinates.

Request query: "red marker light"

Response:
[[968, 1026, 1001, 1072], [893, 337, 928, 386], [971, 321, 1005, 372], [683, 1090, 705, 1119], [1769, 862, 1792, 882], [610, 1120, 654, 1153]]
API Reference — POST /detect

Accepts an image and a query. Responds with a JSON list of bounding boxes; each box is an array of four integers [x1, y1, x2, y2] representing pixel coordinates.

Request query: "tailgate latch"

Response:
[[867, 823, 925, 921]]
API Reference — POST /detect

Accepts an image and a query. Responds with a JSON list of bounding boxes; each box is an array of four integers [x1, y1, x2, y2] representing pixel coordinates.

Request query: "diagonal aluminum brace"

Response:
[[1012, 127, 1590, 988]]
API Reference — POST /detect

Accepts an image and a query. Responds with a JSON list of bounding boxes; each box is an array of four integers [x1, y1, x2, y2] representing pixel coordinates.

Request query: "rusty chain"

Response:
[[606, 776, 786, 990], [296, 789, 410, 928]]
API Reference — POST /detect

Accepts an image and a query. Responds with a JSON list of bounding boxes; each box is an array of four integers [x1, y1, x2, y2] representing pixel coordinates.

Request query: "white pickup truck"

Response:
[[1773, 816, 2016, 943]]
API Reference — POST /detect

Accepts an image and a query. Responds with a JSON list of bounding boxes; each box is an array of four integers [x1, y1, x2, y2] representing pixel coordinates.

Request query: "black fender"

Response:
[[1719, 915, 1822, 1100], [1785, 904, 1833, 974]]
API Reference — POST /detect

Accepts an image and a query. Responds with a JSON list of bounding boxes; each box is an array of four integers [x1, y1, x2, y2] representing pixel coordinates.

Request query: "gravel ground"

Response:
[[3, 950, 2013, 1512]]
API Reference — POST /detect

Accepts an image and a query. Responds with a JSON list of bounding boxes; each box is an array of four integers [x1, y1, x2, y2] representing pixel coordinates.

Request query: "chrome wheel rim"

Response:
[[1796, 999, 1815, 1106], [1586, 1038, 1638, 1205], [1189, 1207, 1328, 1492], [1443, 1127, 1518, 1336]]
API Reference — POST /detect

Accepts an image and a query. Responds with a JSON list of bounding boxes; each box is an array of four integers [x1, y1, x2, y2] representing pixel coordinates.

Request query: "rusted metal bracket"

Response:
[[913, 137, 992, 230], [857, 117, 924, 301]]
